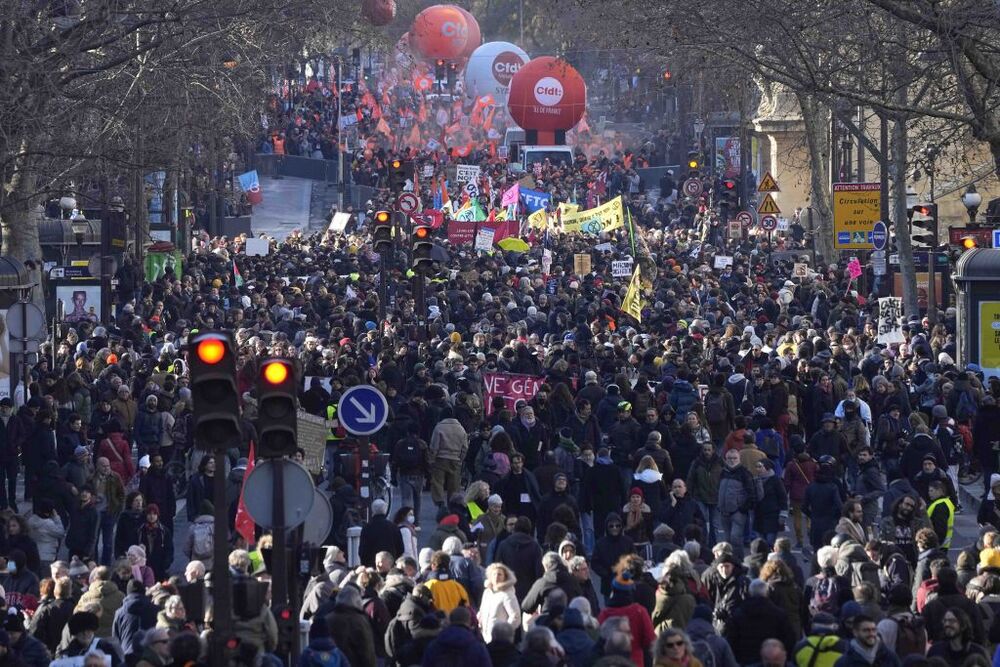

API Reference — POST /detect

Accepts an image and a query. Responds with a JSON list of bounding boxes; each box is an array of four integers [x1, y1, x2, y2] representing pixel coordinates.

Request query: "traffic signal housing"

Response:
[[447, 62, 459, 90], [273, 604, 296, 655], [908, 202, 938, 250], [189, 331, 241, 448], [412, 225, 434, 273], [388, 159, 412, 193], [687, 151, 701, 178], [256, 358, 298, 458], [435, 59, 446, 82], [372, 210, 393, 252]]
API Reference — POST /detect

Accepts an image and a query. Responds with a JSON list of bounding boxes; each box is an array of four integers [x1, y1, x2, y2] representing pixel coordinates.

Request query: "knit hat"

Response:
[[68, 612, 100, 636], [139, 455, 151, 469], [611, 571, 636, 592], [68, 556, 89, 577], [584, 371, 598, 384], [932, 405, 949, 420], [3, 610, 24, 633], [692, 604, 713, 622], [487, 494, 503, 507], [811, 612, 838, 633], [840, 601, 864, 621], [980, 548, 1000, 570], [629, 487, 644, 499]]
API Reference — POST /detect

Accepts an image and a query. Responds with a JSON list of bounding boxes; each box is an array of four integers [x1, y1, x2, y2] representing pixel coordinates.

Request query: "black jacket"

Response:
[[495, 531, 544, 602], [28, 596, 72, 653], [112, 592, 159, 659], [358, 514, 404, 566], [724, 595, 796, 665], [592, 528, 635, 597], [520, 567, 583, 614]]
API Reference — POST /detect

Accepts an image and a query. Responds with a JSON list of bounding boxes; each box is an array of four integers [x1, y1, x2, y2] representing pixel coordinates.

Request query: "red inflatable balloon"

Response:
[[362, 0, 396, 26], [409, 4, 469, 62], [455, 7, 481, 60], [507, 56, 587, 132]]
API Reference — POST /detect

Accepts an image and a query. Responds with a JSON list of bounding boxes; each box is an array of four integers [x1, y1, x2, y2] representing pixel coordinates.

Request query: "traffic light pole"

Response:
[[927, 195, 937, 325], [271, 457, 288, 638], [209, 447, 233, 665], [378, 253, 387, 330]]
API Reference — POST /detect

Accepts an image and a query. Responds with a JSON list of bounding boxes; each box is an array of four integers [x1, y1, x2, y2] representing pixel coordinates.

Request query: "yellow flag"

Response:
[[622, 264, 643, 322], [528, 207, 548, 229], [562, 196, 625, 234], [558, 202, 580, 216]]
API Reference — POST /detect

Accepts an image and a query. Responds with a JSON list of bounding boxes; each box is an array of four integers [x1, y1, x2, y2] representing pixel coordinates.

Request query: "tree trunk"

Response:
[[797, 93, 835, 265], [890, 116, 919, 318], [1, 142, 45, 304]]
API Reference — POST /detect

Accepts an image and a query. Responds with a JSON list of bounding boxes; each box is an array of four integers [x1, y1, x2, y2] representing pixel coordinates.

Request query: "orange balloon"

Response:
[[362, 0, 396, 26], [410, 5, 469, 62], [455, 7, 481, 60]]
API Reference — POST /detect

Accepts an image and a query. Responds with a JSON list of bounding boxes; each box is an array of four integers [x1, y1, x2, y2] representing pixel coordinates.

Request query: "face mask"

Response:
[[6, 562, 15, 574], [406, 514, 415, 524]]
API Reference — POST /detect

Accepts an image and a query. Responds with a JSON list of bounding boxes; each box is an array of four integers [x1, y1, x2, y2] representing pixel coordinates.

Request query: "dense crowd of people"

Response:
[[2, 47, 998, 667]]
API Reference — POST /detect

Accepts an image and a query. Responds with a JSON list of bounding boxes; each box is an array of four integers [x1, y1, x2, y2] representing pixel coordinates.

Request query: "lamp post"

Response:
[[59, 196, 76, 219], [923, 144, 940, 202], [962, 183, 982, 226], [70, 210, 87, 261]]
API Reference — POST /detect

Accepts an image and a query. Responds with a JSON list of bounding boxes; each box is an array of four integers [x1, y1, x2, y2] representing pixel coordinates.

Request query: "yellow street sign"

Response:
[[833, 182, 881, 249], [757, 193, 781, 215], [757, 172, 780, 193]]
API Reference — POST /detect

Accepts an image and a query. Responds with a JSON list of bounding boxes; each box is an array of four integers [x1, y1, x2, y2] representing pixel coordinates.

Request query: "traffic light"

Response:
[[447, 62, 459, 90], [412, 225, 434, 273], [434, 59, 446, 82], [372, 210, 393, 252], [256, 358, 298, 458], [687, 151, 701, 178], [908, 202, 938, 250], [960, 236, 978, 250], [662, 69, 672, 83], [273, 604, 296, 655], [189, 331, 241, 448], [388, 159, 412, 193]]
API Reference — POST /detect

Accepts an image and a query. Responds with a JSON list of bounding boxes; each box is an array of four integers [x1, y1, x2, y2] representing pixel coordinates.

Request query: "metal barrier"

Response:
[[254, 153, 342, 183], [347, 526, 361, 567]]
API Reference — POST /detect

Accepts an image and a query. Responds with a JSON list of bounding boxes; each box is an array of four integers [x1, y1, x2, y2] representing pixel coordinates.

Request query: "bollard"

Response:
[[347, 526, 362, 567]]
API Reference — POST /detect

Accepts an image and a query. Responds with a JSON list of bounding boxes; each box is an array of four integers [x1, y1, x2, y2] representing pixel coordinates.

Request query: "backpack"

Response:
[[191, 521, 214, 561], [891, 613, 927, 658], [705, 392, 727, 424], [787, 394, 800, 426], [956, 390, 978, 422], [299, 646, 345, 667], [759, 431, 781, 459], [690, 639, 716, 667], [394, 437, 424, 472], [170, 413, 191, 452], [849, 560, 880, 590], [796, 635, 843, 667], [809, 575, 843, 616]]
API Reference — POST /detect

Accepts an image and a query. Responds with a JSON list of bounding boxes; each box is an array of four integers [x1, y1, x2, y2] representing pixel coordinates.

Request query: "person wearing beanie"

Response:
[[705, 551, 750, 636], [394, 611, 444, 667], [597, 569, 656, 666], [358, 497, 404, 567], [56, 611, 120, 665], [136, 502, 172, 580], [622, 486, 653, 552], [3, 608, 47, 667], [521, 551, 583, 616], [578, 370, 606, 411], [592, 513, 635, 599], [685, 603, 738, 667], [138, 453, 176, 534], [476, 494, 506, 553]]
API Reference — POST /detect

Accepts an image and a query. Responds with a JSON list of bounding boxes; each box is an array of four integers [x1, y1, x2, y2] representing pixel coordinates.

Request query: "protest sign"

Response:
[[877, 297, 905, 345], [612, 259, 634, 277], [484, 373, 546, 416]]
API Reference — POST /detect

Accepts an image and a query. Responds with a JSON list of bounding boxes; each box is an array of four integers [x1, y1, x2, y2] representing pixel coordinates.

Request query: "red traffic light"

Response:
[[723, 180, 736, 190], [196, 339, 226, 365], [375, 210, 390, 224], [663, 70, 672, 81], [414, 226, 430, 239], [280, 608, 292, 620], [225, 637, 240, 650], [262, 361, 290, 385]]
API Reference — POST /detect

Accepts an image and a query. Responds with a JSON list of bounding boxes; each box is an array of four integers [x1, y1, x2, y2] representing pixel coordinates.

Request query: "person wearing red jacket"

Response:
[[597, 570, 656, 666], [97, 418, 134, 485], [783, 439, 817, 549]]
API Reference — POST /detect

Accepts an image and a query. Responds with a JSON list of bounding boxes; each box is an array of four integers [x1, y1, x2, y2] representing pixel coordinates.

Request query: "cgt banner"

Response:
[[484, 372, 546, 416], [237, 170, 263, 205]]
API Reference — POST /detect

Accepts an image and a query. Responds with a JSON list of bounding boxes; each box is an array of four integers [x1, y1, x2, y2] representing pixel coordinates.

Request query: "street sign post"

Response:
[[337, 385, 390, 436], [241, 459, 316, 529], [735, 211, 754, 227], [757, 194, 781, 216], [396, 192, 419, 214], [833, 182, 882, 249], [760, 215, 778, 231], [757, 172, 780, 193], [871, 221, 888, 251]]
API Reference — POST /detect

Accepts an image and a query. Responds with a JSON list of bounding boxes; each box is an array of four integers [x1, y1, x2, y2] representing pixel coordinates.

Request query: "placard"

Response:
[[713, 255, 733, 270], [792, 263, 809, 279], [573, 253, 592, 275], [847, 258, 863, 279], [328, 212, 351, 234], [422, 164, 435, 178], [244, 238, 269, 256], [980, 302, 1000, 379], [611, 259, 634, 277], [877, 297, 905, 345], [474, 228, 495, 252], [456, 164, 481, 183]]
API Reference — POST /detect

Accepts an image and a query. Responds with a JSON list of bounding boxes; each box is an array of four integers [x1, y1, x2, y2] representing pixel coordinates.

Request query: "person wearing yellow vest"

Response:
[[324, 402, 346, 480], [792, 611, 847, 667], [927, 480, 955, 548]]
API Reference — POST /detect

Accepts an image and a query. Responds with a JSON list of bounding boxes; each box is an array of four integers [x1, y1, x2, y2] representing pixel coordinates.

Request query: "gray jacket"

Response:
[[430, 418, 468, 462], [853, 459, 886, 527]]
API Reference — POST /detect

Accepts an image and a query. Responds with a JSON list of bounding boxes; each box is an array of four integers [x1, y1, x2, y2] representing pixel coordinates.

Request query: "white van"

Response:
[[502, 128, 574, 174]]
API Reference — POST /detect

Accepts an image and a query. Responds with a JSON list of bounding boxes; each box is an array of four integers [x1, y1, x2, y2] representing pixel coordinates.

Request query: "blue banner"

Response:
[[520, 188, 551, 213]]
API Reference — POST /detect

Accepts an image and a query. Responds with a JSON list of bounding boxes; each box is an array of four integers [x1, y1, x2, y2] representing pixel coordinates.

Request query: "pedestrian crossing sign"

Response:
[[757, 193, 781, 215], [757, 172, 780, 192]]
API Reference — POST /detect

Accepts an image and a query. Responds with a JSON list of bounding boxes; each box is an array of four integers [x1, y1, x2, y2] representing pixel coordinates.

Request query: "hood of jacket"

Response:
[[433, 624, 478, 650], [634, 469, 663, 484], [686, 617, 717, 641]]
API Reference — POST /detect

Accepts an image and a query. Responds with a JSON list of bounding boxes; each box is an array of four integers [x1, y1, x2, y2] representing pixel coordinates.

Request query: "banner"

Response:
[[412, 210, 444, 229], [456, 164, 481, 183], [528, 208, 549, 229], [877, 297, 905, 345], [447, 221, 478, 244], [562, 196, 625, 235], [328, 212, 351, 234], [520, 188, 551, 213], [453, 202, 487, 222], [558, 202, 580, 216], [484, 372, 546, 416], [475, 228, 495, 252], [622, 264, 643, 322], [237, 170, 263, 205], [501, 183, 520, 207]]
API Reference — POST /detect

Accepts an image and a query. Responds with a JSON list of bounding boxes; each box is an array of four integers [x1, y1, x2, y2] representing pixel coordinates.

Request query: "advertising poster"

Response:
[[980, 302, 1000, 379], [714, 136, 740, 178], [56, 285, 101, 325]]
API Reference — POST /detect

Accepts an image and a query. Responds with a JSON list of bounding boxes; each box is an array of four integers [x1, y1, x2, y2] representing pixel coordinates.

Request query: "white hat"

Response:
[[488, 494, 503, 507], [139, 455, 151, 469]]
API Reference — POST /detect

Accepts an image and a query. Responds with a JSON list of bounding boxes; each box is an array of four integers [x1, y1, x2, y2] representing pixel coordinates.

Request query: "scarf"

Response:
[[849, 638, 880, 665]]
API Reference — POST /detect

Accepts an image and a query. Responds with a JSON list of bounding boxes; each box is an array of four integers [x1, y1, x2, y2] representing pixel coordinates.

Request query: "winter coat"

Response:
[[783, 455, 817, 503], [669, 381, 698, 419], [114, 509, 144, 559], [428, 520, 467, 551], [521, 567, 582, 614], [74, 579, 124, 638], [495, 531, 544, 602], [753, 473, 787, 535], [592, 535, 635, 596], [556, 608, 597, 667], [652, 578, 696, 631], [358, 513, 405, 565], [137, 521, 173, 580], [138, 469, 176, 526], [632, 469, 668, 519], [686, 617, 739, 667], [724, 595, 797, 665], [853, 459, 887, 527], [899, 433, 947, 482], [878, 496, 932, 567], [661, 495, 703, 538], [28, 596, 72, 654], [704, 566, 750, 635], [479, 580, 520, 643], [65, 502, 99, 558], [385, 593, 432, 662], [598, 602, 656, 667], [580, 459, 626, 515], [832, 641, 902, 667], [183, 514, 215, 568], [9, 632, 48, 667], [767, 577, 803, 639], [429, 418, 468, 462], [421, 624, 491, 666], [717, 464, 756, 515], [687, 453, 723, 505], [326, 603, 377, 667], [25, 512, 64, 564], [97, 433, 135, 483], [232, 605, 278, 654], [803, 474, 845, 541], [112, 591, 159, 660]]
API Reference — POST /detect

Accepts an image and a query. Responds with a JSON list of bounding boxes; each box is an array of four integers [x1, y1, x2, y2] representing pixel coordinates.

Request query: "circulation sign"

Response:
[[337, 385, 389, 436]]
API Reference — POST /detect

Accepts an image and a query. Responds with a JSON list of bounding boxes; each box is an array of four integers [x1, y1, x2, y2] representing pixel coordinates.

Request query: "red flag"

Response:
[[235, 441, 256, 545]]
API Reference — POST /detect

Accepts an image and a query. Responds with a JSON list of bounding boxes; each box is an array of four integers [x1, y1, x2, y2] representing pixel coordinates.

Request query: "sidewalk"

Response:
[[252, 177, 312, 239]]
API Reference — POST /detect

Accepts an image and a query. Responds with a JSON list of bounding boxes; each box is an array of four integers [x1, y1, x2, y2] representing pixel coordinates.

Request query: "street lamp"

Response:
[[923, 144, 940, 201], [70, 209, 88, 258], [962, 183, 982, 226], [59, 195, 76, 219]]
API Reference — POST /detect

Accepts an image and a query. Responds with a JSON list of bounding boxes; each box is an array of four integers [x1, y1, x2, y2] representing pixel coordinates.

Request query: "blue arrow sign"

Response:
[[337, 385, 389, 436], [872, 221, 888, 251]]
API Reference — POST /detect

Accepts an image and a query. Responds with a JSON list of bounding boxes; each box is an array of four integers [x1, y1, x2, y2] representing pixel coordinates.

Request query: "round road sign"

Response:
[[735, 211, 754, 227], [241, 459, 316, 530], [338, 384, 390, 436], [760, 215, 778, 231], [6, 303, 46, 341], [396, 192, 419, 214], [872, 220, 888, 251], [682, 178, 703, 197]]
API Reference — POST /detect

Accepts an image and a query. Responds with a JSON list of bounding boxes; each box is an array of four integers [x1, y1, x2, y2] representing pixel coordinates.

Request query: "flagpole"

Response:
[[627, 207, 637, 257]]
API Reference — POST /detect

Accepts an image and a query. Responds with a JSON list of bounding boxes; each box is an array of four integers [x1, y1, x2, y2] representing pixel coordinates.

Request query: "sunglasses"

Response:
[[665, 640, 686, 648]]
